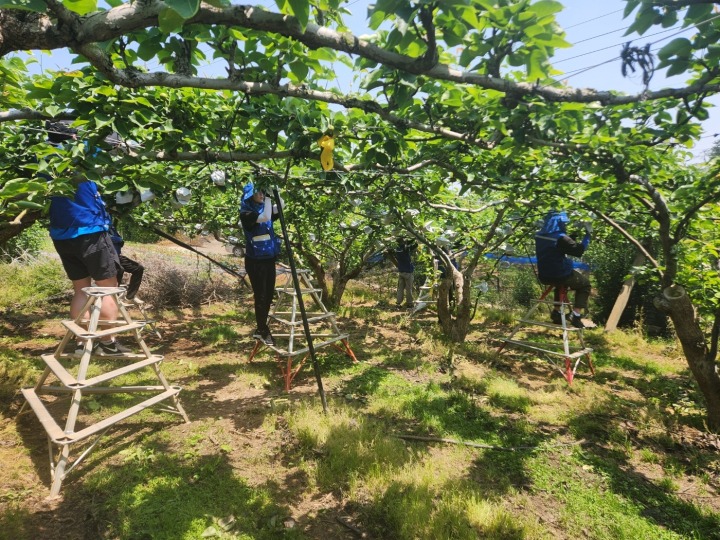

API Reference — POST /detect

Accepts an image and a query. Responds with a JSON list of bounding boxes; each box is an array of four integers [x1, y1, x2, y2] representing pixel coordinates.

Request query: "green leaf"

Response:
[[685, 3, 713, 23], [658, 38, 692, 60], [158, 7, 186, 33], [383, 139, 399, 157], [666, 59, 690, 77], [694, 107, 709, 121], [626, 10, 655, 36], [14, 200, 45, 210], [0, 0, 47, 11], [623, 0, 641, 18], [442, 24, 466, 47], [287, 0, 310, 28], [525, 0, 562, 18], [526, 49, 546, 79], [165, 0, 200, 19], [289, 60, 308, 82], [137, 35, 162, 62], [64, 0, 97, 15]]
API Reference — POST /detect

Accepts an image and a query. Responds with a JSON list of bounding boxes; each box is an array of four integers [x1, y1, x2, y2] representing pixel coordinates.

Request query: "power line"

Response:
[[547, 11, 720, 88], [555, 11, 720, 67], [564, 9, 625, 30]]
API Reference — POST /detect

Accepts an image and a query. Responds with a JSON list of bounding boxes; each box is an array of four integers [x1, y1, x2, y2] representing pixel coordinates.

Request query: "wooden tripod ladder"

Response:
[[18, 286, 189, 496], [249, 269, 357, 390], [498, 285, 595, 384]]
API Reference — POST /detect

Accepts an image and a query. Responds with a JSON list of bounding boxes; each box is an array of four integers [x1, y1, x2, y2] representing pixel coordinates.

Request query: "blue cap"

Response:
[[242, 182, 255, 202]]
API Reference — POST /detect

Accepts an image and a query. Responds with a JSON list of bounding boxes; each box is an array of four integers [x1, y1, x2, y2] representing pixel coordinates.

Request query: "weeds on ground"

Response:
[[3, 257, 720, 540], [0, 258, 67, 308]]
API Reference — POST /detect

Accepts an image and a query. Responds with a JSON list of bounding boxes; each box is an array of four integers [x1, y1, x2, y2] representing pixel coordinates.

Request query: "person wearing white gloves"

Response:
[[239, 183, 284, 346]]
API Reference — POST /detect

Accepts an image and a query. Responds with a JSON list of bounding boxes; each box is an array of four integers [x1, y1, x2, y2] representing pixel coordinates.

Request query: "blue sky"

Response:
[[25, 0, 718, 158]]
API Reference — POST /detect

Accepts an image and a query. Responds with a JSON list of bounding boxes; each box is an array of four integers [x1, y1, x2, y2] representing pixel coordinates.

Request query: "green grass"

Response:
[[0, 258, 66, 308], [2, 256, 720, 539], [82, 442, 303, 540]]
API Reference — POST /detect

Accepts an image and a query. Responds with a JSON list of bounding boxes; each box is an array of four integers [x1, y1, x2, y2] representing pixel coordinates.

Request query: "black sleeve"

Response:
[[239, 209, 259, 232], [557, 235, 586, 258]]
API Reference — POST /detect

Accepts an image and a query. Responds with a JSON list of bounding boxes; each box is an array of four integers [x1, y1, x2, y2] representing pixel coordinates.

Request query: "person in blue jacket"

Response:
[[535, 211, 592, 328], [394, 238, 416, 308], [239, 183, 282, 346], [46, 122, 124, 355]]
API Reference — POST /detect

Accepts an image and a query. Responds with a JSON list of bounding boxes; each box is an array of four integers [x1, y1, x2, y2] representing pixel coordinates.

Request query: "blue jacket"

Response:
[[535, 212, 589, 281], [49, 181, 110, 241], [395, 242, 414, 273], [239, 183, 280, 260]]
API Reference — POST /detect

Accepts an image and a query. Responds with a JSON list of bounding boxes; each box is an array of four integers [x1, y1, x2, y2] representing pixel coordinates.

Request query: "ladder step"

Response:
[[503, 339, 592, 358], [276, 288, 323, 295], [269, 313, 336, 324], [61, 320, 144, 339], [40, 354, 79, 388], [23, 386, 182, 445], [57, 351, 150, 361], [82, 286, 126, 297], [83, 356, 163, 387], [265, 334, 349, 357], [40, 354, 164, 389], [67, 387, 182, 444], [80, 318, 157, 326], [535, 299, 572, 307], [20, 388, 67, 442], [519, 319, 583, 331]]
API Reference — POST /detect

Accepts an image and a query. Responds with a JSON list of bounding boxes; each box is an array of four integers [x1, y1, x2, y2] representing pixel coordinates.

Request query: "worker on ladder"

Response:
[[535, 211, 592, 328]]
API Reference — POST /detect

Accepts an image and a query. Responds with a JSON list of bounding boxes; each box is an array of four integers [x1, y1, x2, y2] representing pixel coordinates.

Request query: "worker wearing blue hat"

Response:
[[239, 183, 283, 346], [535, 211, 592, 328]]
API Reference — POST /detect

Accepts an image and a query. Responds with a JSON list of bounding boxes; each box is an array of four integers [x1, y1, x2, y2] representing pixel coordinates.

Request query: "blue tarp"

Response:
[[484, 253, 590, 271]]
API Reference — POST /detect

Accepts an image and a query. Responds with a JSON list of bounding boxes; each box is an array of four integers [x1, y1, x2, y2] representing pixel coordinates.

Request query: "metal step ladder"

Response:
[[498, 285, 595, 384], [18, 286, 188, 496], [249, 268, 357, 390]]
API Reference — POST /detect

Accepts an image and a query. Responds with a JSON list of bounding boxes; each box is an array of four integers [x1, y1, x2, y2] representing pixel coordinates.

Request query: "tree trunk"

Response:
[[437, 269, 472, 343], [656, 285, 720, 430], [328, 276, 349, 310], [299, 249, 331, 307]]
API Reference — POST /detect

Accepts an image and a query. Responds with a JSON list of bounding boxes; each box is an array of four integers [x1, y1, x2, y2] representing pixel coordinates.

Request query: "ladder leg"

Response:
[[564, 357, 574, 384], [248, 340, 263, 361], [49, 444, 70, 497], [498, 295, 546, 353]]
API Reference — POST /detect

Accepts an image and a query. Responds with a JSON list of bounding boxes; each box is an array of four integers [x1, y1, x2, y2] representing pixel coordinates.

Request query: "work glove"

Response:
[[583, 222, 592, 234]]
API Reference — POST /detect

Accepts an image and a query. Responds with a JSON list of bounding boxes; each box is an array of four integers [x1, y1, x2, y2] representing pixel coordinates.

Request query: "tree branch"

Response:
[[74, 42, 493, 149], [3, 2, 720, 105]]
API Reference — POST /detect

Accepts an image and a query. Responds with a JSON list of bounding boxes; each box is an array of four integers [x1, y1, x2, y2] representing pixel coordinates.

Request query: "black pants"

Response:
[[245, 257, 276, 335], [117, 254, 144, 300], [541, 269, 591, 310]]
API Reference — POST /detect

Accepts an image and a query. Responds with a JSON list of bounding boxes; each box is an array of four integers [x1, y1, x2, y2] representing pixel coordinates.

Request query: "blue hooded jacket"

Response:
[[49, 180, 111, 241], [239, 183, 280, 259], [535, 211, 588, 281]]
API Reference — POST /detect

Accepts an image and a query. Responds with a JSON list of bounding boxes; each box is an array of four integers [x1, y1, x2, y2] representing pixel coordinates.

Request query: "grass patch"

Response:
[[82, 448, 302, 539], [486, 376, 533, 412], [197, 323, 240, 345], [0, 258, 66, 308], [3, 255, 720, 539], [530, 449, 720, 539]]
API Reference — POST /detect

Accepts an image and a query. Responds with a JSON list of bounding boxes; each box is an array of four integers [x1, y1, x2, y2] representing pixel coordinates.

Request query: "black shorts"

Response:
[[53, 231, 120, 282]]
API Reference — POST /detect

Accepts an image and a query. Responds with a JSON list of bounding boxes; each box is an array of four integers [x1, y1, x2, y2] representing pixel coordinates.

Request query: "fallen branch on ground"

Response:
[[396, 434, 587, 451]]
